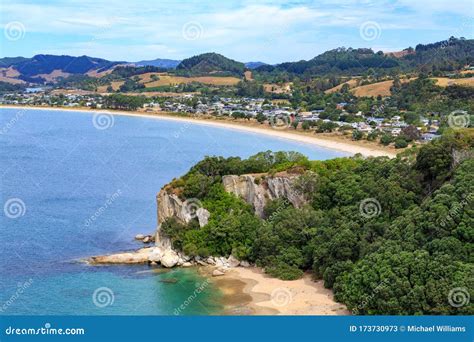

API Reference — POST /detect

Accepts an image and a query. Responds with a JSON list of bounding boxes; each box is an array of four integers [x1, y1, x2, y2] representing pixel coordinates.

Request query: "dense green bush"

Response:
[[159, 133, 473, 314]]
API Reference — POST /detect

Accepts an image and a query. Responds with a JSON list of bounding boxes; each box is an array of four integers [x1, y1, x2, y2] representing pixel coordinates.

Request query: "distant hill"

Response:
[[0, 54, 122, 83], [133, 58, 181, 69], [1, 37, 472, 85], [176, 53, 245, 75], [245, 61, 268, 69], [257, 37, 474, 76]]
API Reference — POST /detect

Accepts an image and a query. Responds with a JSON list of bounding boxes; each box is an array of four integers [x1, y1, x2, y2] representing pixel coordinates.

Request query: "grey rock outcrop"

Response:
[[155, 190, 210, 249], [222, 174, 307, 217]]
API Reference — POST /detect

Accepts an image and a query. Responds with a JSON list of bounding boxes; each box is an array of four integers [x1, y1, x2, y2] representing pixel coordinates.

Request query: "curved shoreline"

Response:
[[1, 105, 397, 158], [210, 267, 349, 315]]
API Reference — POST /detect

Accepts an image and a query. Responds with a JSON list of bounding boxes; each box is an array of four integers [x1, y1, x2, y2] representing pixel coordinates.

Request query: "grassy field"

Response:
[[97, 81, 125, 92], [325, 79, 359, 94], [351, 80, 395, 97], [348, 77, 473, 97], [138, 73, 241, 87], [431, 77, 474, 87]]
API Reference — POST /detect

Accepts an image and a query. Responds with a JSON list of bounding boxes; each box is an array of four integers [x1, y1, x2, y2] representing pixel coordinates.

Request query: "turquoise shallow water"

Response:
[[0, 108, 348, 315]]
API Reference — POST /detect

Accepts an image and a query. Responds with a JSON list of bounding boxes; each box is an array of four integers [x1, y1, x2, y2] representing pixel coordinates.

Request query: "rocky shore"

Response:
[[89, 245, 249, 274], [89, 170, 303, 272]]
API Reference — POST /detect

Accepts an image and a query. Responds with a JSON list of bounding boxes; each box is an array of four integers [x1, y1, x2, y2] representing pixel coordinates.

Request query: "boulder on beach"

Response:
[[212, 269, 225, 276], [240, 260, 250, 267], [227, 255, 240, 268], [135, 234, 145, 240], [161, 249, 179, 268], [148, 247, 163, 263]]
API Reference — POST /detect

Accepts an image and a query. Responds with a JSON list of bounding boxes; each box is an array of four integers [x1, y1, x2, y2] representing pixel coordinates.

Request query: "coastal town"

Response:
[[0, 88, 442, 147]]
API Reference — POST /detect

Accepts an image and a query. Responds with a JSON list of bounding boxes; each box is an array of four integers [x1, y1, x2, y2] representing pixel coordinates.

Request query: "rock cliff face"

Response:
[[92, 173, 306, 268], [222, 174, 307, 217], [155, 173, 307, 248], [155, 190, 210, 249]]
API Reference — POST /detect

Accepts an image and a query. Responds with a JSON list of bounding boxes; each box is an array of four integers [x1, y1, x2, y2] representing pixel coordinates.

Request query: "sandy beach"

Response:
[[1, 105, 397, 158], [209, 267, 349, 315]]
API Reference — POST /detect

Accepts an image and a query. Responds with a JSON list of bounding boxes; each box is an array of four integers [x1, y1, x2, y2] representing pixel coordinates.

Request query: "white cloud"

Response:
[[1, 0, 472, 62]]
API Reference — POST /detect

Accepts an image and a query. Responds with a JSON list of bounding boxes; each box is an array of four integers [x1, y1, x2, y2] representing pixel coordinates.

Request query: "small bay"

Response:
[[0, 108, 348, 315]]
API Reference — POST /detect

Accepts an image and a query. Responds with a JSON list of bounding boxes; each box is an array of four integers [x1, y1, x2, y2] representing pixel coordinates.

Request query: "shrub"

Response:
[[394, 137, 408, 148], [266, 261, 304, 280], [352, 129, 364, 140], [380, 133, 393, 145]]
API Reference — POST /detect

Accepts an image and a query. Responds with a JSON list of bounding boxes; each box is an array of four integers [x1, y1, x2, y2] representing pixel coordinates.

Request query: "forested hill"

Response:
[[176, 52, 246, 76], [160, 129, 473, 315], [257, 37, 474, 76]]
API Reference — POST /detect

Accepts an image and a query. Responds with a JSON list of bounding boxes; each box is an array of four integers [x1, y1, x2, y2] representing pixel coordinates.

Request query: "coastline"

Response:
[[208, 267, 349, 315], [1, 105, 397, 158]]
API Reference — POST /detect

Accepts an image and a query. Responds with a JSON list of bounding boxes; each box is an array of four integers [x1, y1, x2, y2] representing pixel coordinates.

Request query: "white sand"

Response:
[[221, 267, 350, 315]]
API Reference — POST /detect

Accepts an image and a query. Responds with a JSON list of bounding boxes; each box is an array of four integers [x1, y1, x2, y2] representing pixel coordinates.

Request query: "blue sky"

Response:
[[1, 0, 473, 63]]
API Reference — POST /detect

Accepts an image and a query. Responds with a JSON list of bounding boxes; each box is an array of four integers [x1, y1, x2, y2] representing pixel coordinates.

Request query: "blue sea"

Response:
[[0, 108, 348, 315]]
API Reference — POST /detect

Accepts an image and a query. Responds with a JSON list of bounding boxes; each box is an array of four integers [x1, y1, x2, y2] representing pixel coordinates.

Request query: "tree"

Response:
[[380, 133, 393, 145], [256, 113, 266, 124], [394, 137, 408, 148], [401, 125, 421, 142], [352, 130, 363, 140]]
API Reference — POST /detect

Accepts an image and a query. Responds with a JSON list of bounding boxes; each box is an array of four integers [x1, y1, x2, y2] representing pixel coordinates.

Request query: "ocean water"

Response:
[[0, 108, 348, 315]]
